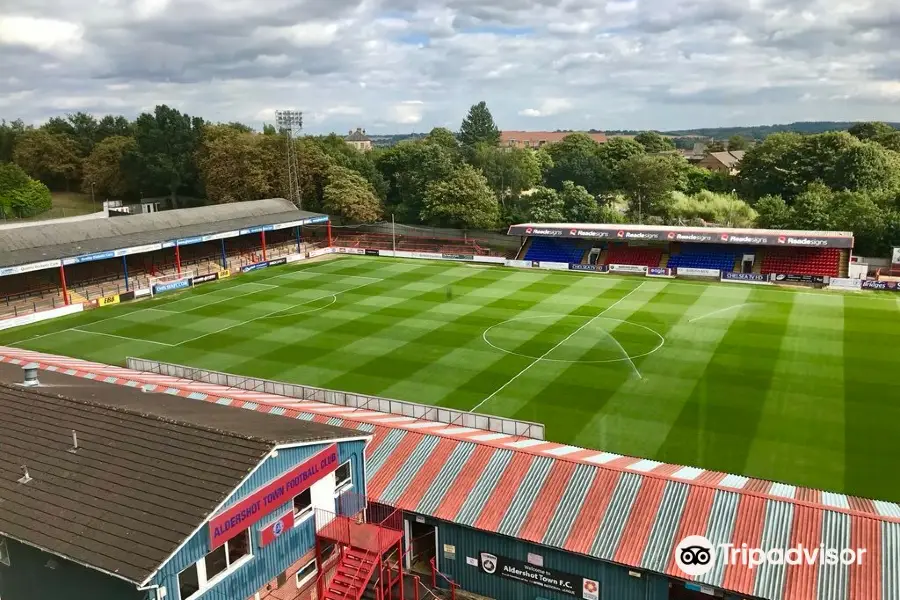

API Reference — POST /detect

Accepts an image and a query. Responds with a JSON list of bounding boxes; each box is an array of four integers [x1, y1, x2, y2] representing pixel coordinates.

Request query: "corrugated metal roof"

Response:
[[3, 348, 899, 600], [0, 198, 323, 268]]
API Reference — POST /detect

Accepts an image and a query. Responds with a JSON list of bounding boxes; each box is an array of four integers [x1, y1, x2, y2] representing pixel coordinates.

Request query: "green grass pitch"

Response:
[[2, 256, 899, 503]]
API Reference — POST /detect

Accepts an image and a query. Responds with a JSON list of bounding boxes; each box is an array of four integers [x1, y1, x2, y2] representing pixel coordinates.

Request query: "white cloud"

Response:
[[1, 0, 900, 132], [0, 16, 84, 54], [518, 98, 573, 117], [389, 100, 425, 124]]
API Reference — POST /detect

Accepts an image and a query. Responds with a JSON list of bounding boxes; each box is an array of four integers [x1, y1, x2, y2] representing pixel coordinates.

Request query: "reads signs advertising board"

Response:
[[208, 444, 338, 547]]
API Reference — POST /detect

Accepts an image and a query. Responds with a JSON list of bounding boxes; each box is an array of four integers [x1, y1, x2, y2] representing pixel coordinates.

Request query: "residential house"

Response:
[[697, 150, 746, 174], [345, 128, 373, 151], [499, 131, 608, 149]]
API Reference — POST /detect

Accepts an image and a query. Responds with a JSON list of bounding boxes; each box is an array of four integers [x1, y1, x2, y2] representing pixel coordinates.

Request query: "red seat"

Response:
[[761, 248, 840, 277]]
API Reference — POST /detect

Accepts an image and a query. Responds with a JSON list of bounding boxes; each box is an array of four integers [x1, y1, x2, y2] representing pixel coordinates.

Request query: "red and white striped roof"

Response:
[[2, 347, 897, 600]]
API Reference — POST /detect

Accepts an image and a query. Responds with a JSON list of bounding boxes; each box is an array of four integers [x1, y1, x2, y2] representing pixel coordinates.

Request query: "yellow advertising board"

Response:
[[97, 294, 120, 307]]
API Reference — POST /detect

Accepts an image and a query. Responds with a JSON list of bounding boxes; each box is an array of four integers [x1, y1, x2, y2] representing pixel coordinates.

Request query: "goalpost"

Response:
[[149, 270, 197, 297]]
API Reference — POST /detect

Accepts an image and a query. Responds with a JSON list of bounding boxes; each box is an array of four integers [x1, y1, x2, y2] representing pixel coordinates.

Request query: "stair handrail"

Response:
[[429, 558, 459, 599]]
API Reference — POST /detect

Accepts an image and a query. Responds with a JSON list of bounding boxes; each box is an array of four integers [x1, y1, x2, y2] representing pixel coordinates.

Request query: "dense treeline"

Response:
[[1, 104, 898, 255]]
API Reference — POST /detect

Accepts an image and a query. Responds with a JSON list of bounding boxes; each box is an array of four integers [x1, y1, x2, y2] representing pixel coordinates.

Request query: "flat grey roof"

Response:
[[1, 199, 326, 269]]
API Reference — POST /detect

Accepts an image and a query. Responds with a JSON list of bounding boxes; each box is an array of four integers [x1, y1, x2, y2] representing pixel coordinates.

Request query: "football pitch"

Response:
[[2, 256, 899, 503]]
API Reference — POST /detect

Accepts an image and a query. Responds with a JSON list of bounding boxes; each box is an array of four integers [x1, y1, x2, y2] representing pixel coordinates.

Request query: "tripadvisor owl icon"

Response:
[[675, 535, 716, 577]]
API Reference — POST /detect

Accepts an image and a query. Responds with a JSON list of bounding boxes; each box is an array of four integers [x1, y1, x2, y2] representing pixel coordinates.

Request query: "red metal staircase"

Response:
[[324, 548, 378, 600]]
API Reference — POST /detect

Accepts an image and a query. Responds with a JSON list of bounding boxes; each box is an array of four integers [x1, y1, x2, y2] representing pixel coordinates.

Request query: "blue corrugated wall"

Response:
[[152, 439, 367, 600]]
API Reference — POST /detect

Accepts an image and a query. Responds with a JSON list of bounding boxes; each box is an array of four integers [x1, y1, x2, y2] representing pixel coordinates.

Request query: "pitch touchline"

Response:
[[468, 282, 647, 414]]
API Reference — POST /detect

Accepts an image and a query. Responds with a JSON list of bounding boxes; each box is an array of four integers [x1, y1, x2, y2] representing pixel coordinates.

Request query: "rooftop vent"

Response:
[[22, 363, 40, 387], [18, 466, 32, 484]]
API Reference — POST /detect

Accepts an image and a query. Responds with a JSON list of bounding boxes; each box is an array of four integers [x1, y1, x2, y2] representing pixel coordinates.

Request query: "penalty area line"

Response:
[[468, 282, 647, 414]]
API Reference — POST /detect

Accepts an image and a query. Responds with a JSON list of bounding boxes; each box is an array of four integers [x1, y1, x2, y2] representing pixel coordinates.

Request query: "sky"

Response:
[[1, 0, 899, 134]]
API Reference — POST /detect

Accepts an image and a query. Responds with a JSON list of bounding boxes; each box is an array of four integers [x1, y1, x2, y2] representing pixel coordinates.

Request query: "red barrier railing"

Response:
[[430, 558, 458, 600]]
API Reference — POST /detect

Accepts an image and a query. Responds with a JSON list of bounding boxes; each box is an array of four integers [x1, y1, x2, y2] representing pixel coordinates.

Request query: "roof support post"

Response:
[[221, 238, 227, 270], [175, 244, 182, 275], [122, 255, 130, 291], [59, 264, 69, 306], [327, 221, 333, 247], [261, 230, 267, 261]]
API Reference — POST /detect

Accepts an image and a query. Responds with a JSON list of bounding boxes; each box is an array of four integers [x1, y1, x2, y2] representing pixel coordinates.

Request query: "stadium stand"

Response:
[[0, 199, 325, 319], [761, 247, 841, 277], [523, 237, 585, 263], [604, 244, 662, 268], [667, 244, 746, 272]]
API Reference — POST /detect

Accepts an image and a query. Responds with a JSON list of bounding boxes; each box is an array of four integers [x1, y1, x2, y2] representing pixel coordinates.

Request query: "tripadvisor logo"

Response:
[[674, 535, 867, 577]]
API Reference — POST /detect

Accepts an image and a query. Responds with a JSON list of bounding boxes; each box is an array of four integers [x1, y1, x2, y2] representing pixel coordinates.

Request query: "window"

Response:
[[293, 487, 313, 521], [295, 558, 318, 589], [334, 460, 352, 493], [178, 530, 252, 599], [178, 564, 200, 600]]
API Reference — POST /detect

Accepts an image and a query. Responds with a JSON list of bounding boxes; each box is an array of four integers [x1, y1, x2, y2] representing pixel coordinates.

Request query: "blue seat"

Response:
[[524, 238, 585, 263], [668, 245, 749, 272]]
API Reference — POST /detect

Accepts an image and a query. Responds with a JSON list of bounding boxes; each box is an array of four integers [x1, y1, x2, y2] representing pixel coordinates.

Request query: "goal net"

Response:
[[149, 270, 196, 296]]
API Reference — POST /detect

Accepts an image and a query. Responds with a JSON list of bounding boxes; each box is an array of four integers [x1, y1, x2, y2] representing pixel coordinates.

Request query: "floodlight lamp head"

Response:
[[275, 110, 303, 133]]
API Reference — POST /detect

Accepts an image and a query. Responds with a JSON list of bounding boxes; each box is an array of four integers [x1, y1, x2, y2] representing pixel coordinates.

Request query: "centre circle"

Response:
[[483, 315, 665, 364]]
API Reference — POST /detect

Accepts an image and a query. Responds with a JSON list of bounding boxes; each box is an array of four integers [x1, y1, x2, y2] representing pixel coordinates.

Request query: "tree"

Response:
[[738, 132, 805, 201], [848, 122, 895, 141], [0, 119, 26, 163], [668, 190, 756, 227], [875, 131, 900, 152], [458, 101, 501, 147], [13, 129, 82, 190], [375, 139, 458, 222], [0, 162, 30, 195], [196, 126, 275, 203], [323, 165, 383, 222], [425, 127, 459, 151], [754, 195, 795, 229], [97, 115, 133, 140], [262, 123, 277, 135], [82, 136, 137, 199], [0, 163, 52, 219], [831, 190, 886, 255], [595, 136, 646, 191], [792, 183, 834, 230], [634, 131, 675, 153], [706, 140, 726, 152], [544, 133, 606, 194], [559, 180, 598, 222], [834, 142, 897, 192], [126, 105, 204, 205], [618, 154, 680, 222], [469, 144, 541, 206], [682, 165, 712, 195], [727, 135, 750, 151], [421, 163, 499, 228], [523, 187, 565, 222]]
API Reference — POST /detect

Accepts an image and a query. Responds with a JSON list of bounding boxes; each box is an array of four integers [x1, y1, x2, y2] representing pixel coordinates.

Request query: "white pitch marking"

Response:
[[688, 302, 754, 323], [157, 282, 278, 312], [469, 282, 647, 414], [70, 328, 175, 346], [173, 278, 381, 346]]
